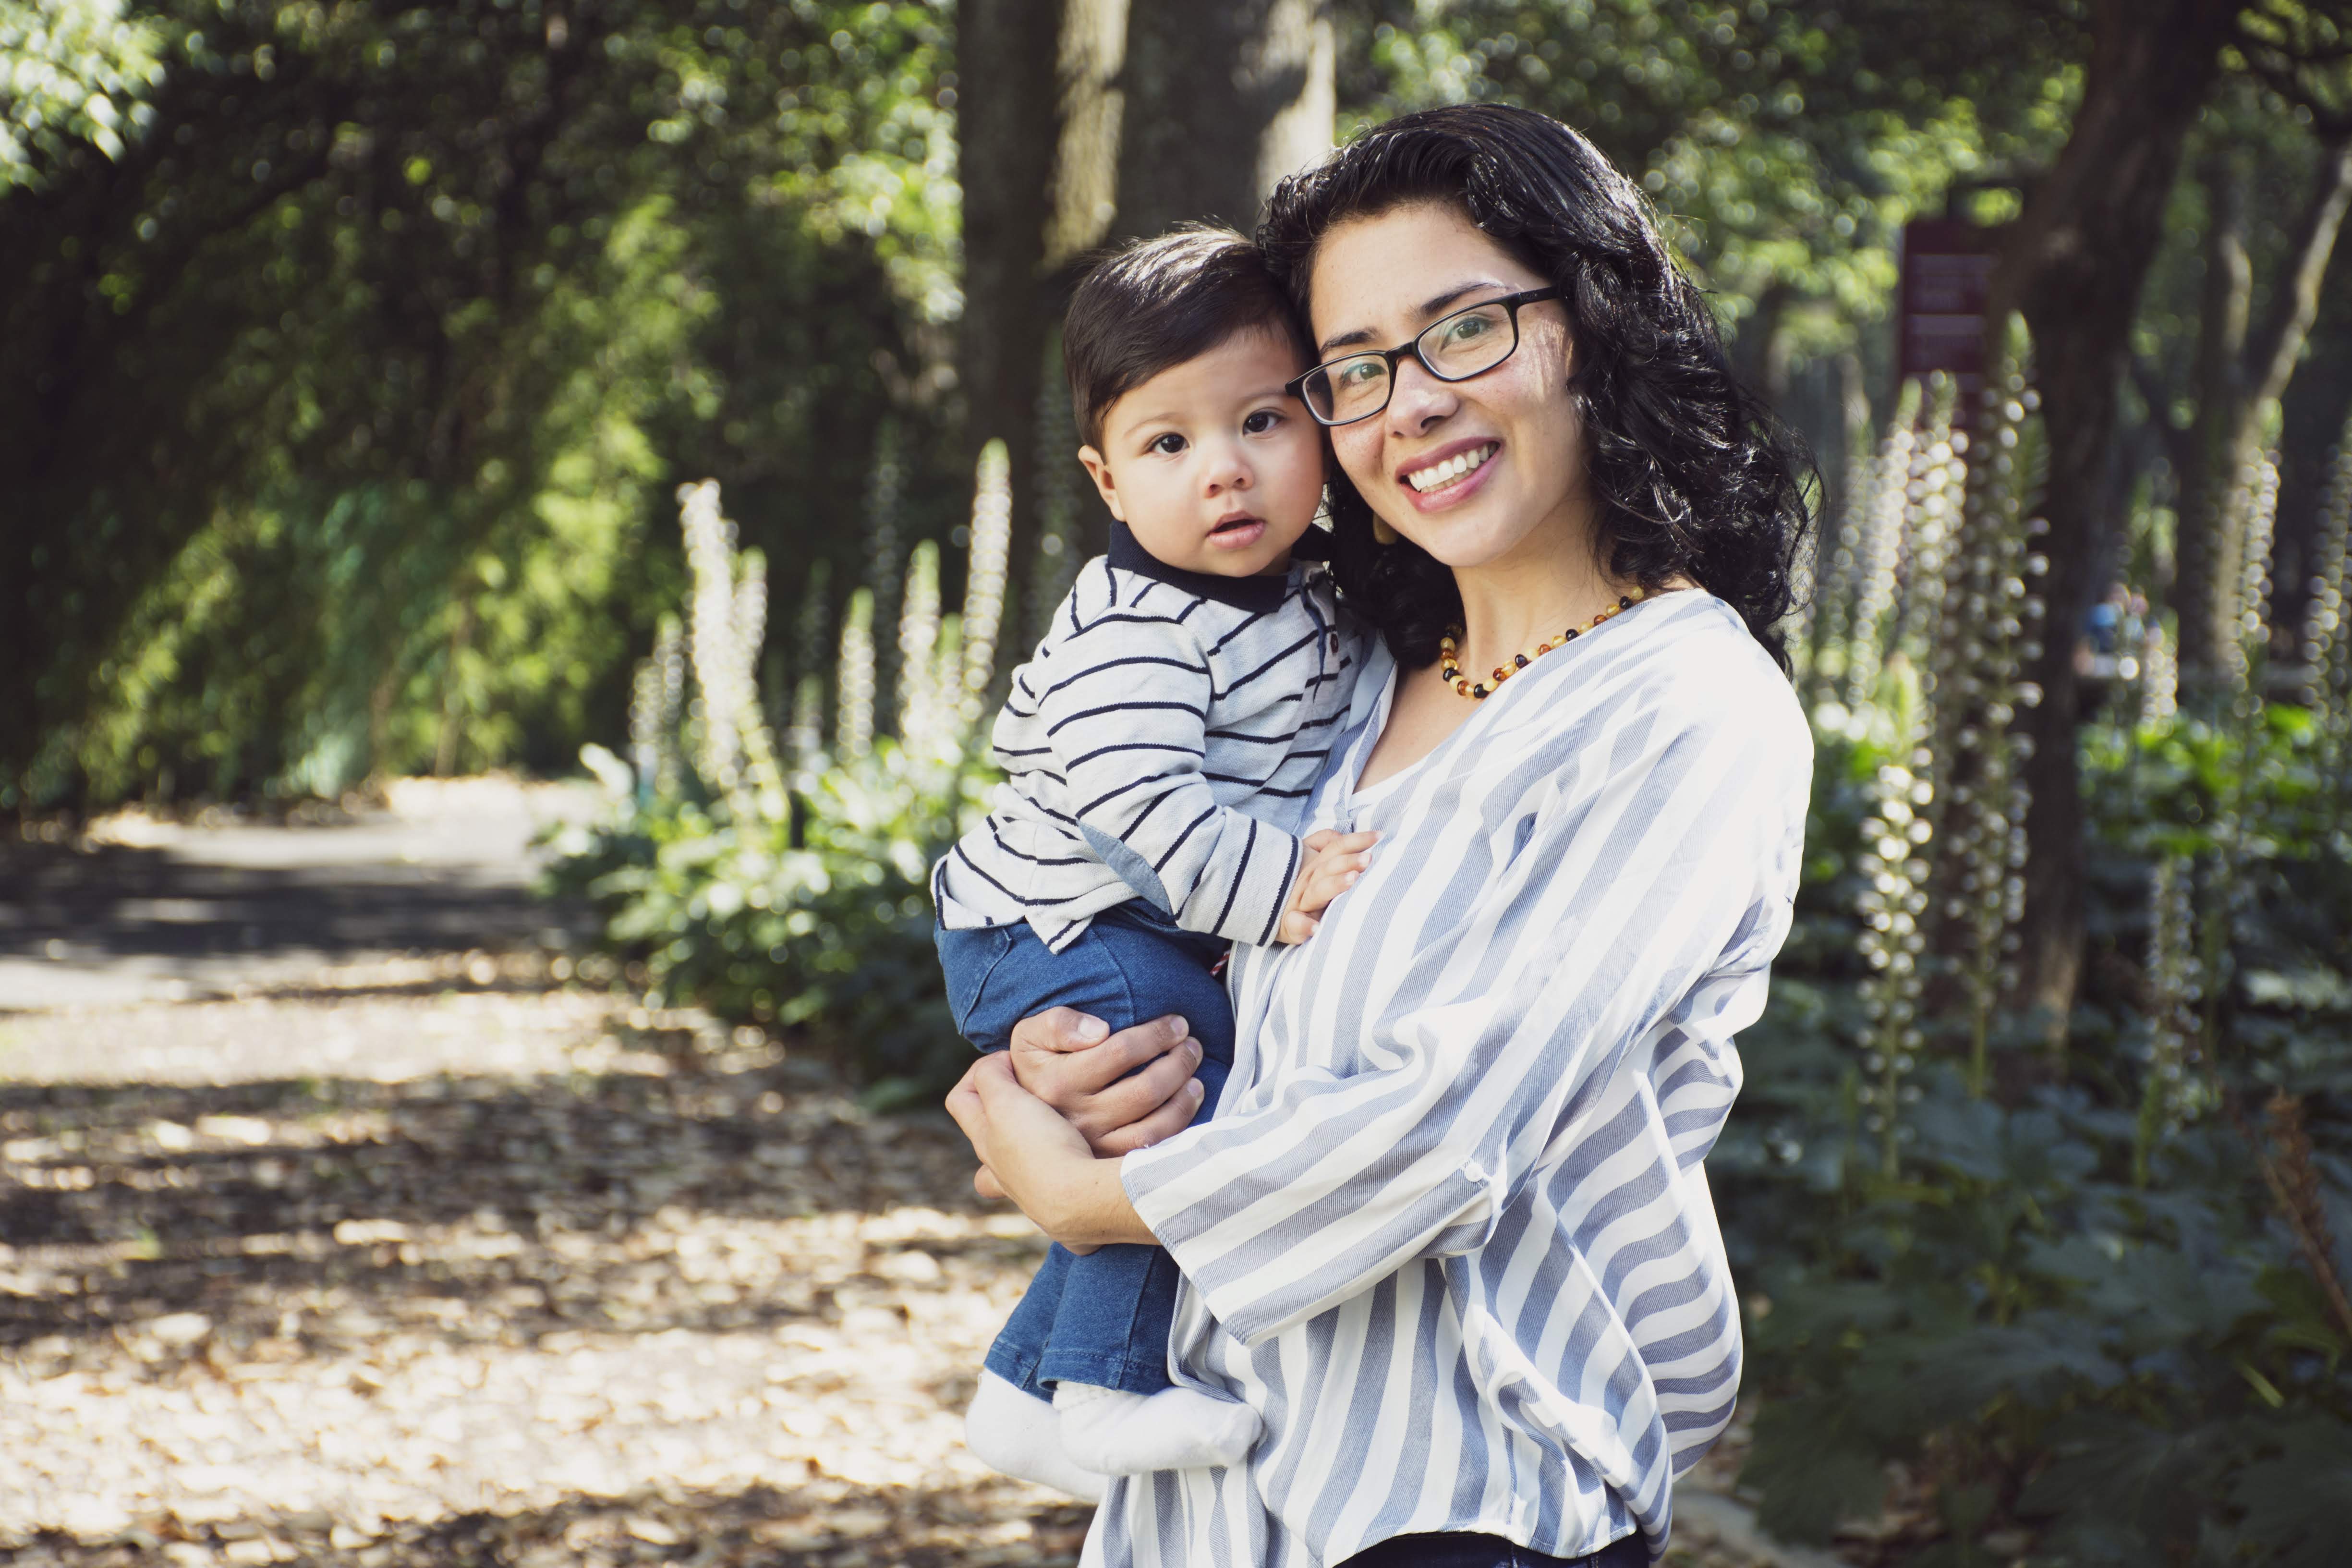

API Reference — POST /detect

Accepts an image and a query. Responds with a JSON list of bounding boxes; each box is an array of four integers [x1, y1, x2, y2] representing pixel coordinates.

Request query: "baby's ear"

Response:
[[1076, 445, 1125, 522]]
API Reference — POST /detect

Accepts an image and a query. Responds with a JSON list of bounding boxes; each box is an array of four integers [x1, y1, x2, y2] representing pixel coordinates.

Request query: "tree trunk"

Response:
[[957, 0, 1336, 570], [2173, 133, 2352, 683], [1115, 0, 1334, 239], [1990, 0, 2240, 1055], [2171, 152, 2256, 681], [955, 0, 1067, 624]]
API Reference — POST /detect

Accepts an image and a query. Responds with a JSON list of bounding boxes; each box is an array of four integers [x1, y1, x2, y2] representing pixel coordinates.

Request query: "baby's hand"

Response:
[[1275, 829, 1378, 944]]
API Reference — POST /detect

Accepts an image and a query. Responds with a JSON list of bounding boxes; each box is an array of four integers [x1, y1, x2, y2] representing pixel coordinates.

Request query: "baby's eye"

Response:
[[1149, 432, 1188, 455], [1242, 409, 1283, 435]]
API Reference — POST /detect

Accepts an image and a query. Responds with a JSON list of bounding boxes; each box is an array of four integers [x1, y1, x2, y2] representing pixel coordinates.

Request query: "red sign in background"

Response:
[[1898, 218, 2004, 401]]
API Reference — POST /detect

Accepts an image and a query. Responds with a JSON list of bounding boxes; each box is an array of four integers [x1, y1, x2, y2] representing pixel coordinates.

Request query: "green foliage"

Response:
[[553, 460, 1010, 1097], [0, 0, 164, 188], [1340, 1, 2072, 355], [3, 0, 961, 808], [548, 737, 993, 1100], [1718, 712, 2352, 1563]]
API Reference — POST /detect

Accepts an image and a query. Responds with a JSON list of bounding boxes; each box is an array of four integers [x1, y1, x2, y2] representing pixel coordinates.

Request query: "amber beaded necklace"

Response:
[[1438, 586, 1647, 700]]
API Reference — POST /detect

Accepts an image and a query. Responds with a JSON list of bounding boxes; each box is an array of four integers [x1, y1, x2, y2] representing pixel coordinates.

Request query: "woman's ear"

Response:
[[1077, 445, 1125, 522]]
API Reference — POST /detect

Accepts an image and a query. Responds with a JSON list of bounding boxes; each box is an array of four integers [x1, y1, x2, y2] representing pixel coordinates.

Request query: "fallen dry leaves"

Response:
[[0, 982, 1091, 1566]]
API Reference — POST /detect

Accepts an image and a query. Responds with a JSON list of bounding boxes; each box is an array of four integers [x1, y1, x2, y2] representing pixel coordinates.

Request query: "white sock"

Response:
[[1054, 1379, 1262, 1475], [964, 1370, 1106, 1501]]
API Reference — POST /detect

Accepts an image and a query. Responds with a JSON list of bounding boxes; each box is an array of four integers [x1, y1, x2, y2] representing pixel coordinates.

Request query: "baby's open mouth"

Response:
[[1212, 515, 1262, 534]]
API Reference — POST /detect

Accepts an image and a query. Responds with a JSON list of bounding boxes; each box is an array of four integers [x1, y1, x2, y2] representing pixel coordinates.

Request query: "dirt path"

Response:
[[0, 782, 1804, 1568]]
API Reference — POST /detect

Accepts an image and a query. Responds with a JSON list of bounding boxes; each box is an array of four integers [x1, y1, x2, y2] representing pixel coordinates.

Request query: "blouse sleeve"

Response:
[[1119, 691, 1809, 1346]]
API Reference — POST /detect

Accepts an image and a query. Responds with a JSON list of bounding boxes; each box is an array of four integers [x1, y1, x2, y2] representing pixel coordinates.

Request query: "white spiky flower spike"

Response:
[[731, 547, 787, 820], [836, 588, 876, 760], [898, 541, 944, 751], [2226, 443, 2281, 701], [650, 613, 686, 798], [679, 480, 747, 795], [2141, 854, 2206, 1147], [961, 438, 1014, 729], [2139, 619, 2179, 727], [1843, 378, 1924, 712], [2298, 425, 2351, 725]]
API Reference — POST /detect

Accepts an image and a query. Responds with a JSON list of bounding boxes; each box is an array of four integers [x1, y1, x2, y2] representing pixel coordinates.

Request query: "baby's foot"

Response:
[[965, 1370, 1106, 1500], [1053, 1380, 1262, 1474]]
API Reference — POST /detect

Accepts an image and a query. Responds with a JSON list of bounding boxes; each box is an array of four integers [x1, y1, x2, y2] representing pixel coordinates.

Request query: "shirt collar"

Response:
[[1106, 519, 1331, 613]]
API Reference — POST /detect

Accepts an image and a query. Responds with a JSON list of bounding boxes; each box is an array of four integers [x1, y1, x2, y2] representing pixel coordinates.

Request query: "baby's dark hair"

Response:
[[1063, 226, 1308, 450]]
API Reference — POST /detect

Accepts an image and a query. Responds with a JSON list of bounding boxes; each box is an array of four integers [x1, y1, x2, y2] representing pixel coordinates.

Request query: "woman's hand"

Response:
[[946, 1053, 1157, 1250], [1006, 1007, 1206, 1155]]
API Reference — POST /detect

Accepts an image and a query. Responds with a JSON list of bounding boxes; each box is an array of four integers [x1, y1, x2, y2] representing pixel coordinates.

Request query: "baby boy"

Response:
[[933, 227, 1373, 1494]]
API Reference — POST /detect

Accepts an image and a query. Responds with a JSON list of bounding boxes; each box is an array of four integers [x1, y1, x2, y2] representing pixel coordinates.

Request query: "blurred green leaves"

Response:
[[3, 0, 962, 806], [1342, 0, 2072, 352], [0, 0, 164, 189]]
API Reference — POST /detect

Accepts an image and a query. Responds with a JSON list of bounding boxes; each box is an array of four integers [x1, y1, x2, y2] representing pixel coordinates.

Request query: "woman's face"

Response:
[[1307, 201, 1589, 573]]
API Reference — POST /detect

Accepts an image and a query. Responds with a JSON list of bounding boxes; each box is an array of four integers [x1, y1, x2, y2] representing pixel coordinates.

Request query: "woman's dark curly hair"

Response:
[[1257, 104, 1814, 672]]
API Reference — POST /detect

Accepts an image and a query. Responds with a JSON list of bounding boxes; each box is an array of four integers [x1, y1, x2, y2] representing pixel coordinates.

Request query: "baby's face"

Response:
[[1078, 328, 1325, 578]]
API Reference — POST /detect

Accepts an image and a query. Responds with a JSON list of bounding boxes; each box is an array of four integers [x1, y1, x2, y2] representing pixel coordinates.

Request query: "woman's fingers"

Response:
[[973, 1165, 1004, 1201], [1009, 1005, 1112, 1054], [944, 1054, 1011, 1171], [1092, 1072, 1206, 1157], [1013, 1010, 1193, 1118], [1064, 1024, 1202, 1148], [971, 1054, 1100, 1175]]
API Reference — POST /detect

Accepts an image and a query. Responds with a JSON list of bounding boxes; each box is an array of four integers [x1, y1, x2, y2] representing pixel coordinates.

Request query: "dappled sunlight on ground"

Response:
[[0, 978, 1089, 1566]]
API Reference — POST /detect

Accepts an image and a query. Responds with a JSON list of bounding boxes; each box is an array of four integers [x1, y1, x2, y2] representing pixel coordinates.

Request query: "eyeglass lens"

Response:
[[1302, 301, 1521, 424]]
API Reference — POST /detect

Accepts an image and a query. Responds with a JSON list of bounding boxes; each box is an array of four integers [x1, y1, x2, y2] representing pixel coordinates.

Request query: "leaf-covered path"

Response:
[[0, 783, 1808, 1568]]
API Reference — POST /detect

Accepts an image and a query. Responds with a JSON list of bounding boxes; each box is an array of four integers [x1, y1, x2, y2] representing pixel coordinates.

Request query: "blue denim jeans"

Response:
[[935, 901, 1234, 1398]]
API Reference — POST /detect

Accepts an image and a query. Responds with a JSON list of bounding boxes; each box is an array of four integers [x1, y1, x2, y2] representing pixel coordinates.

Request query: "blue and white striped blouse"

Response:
[[1099, 590, 1813, 1567]]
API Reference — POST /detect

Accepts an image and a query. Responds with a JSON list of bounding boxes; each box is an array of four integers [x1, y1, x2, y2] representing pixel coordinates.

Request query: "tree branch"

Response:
[[2246, 131, 2352, 406]]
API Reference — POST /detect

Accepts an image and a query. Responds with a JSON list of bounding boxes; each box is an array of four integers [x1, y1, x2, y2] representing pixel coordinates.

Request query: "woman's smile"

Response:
[[1397, 438, 1502, 506]]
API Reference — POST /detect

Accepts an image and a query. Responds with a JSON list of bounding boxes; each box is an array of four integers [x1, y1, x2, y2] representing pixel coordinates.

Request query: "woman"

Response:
[[948, 104, 1814, 1567]]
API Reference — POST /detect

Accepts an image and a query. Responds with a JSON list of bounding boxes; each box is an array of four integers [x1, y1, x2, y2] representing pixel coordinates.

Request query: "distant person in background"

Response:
[[950, 105, 1814, 1568], [2088, 580, 2126, 656]]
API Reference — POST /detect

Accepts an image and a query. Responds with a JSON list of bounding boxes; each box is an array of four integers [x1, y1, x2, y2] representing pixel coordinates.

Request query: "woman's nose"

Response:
[[1386, 357, 1458, 435]]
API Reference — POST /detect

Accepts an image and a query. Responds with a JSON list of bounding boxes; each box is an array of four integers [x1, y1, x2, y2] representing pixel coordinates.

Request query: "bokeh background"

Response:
[[5, 2, 2352, 1566]]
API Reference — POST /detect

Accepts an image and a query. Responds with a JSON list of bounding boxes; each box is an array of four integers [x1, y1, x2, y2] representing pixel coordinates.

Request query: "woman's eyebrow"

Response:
[[1316, 280, 1513, 356]]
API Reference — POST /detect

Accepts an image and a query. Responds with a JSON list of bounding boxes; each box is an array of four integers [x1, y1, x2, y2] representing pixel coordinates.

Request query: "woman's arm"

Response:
[[946, 1053, 1158, 1247]]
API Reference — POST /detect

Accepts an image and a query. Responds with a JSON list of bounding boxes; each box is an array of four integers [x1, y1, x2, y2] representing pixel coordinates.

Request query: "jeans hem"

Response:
[[982, 1339, 1049, 1402], [1035, 1346, 1175, 1398]]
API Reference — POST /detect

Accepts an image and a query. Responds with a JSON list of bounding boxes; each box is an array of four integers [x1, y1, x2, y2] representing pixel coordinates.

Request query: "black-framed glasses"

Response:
[[1285, 286, 1568, 427]]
